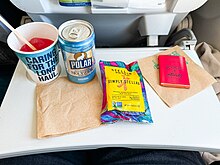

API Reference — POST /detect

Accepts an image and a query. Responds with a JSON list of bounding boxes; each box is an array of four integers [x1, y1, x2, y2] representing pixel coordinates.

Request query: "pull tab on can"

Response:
[[69, 27, 80, 39], [60, 21, 92, 42]]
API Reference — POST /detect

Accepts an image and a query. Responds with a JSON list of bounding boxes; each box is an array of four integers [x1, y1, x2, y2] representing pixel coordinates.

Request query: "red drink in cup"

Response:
[[20, 37, 54, 52]]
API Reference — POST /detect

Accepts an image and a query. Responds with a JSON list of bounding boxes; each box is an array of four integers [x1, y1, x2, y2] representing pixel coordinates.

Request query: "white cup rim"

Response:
[[7, 22, 58, 55]]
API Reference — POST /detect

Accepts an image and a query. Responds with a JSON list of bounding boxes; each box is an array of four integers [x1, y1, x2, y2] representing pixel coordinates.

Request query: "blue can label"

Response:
[[62, 48, 96, 83]]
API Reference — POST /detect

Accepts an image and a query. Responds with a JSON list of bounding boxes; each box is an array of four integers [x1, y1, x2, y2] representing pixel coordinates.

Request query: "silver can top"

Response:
[[59, 20, 93, 42]]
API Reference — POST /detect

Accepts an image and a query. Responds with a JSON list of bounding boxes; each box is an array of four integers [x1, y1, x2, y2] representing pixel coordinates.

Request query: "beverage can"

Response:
[[58, 20, 96, 84]]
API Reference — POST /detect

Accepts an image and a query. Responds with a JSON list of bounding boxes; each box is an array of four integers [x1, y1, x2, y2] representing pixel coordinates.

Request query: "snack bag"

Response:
[[99, 60, 153, 124]]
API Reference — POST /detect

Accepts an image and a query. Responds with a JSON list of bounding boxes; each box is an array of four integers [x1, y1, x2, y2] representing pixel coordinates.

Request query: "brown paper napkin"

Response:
[[138, 46, 217, 107], [36, 76, 102, 139]]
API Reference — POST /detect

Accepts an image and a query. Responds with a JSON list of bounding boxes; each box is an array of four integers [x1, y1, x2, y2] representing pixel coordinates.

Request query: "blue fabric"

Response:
[[0, 148, 205, 165]]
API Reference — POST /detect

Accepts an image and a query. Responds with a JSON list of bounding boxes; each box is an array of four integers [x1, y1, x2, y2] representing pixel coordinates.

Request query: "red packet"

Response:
[[158, 55, 190, 89]]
